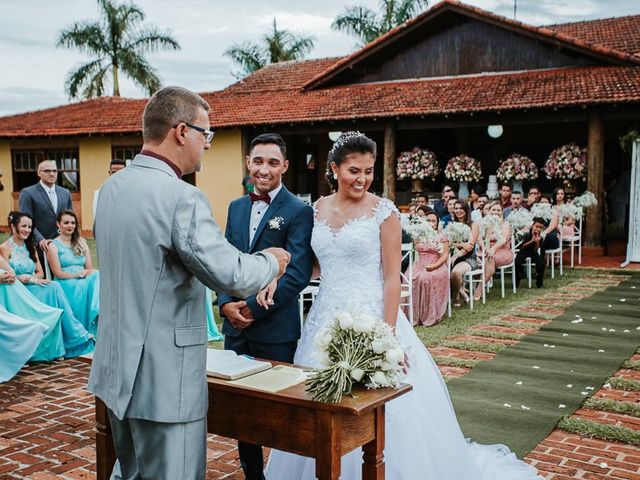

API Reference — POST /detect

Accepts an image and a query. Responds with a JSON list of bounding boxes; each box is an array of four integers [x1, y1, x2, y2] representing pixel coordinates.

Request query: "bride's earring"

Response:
[[333, 173, 337, 180]]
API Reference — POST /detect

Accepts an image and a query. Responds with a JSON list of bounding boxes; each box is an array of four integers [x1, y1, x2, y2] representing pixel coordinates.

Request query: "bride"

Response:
[[262, 132, 542, 479]]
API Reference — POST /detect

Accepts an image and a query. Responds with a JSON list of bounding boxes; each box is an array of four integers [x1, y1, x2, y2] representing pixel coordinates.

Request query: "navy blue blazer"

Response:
[[18, 183, 73, 243], [219, 186, 313, 343]]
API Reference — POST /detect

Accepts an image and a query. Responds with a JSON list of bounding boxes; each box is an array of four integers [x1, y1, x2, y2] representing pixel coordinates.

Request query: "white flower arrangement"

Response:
[[396, 147, 440, 180], [530, 203, 553, 221], [507, 209, 533, 232], [401, 216, 438, 245], [306, 310, 405, 403], [572, 191, 598, 209], [444, 154, 482, 182], [496, 153, 539, 181], [268, 216, 284, 230], [559, 203, 583, 222], [444, 222, 471, 256], [479, 215, 503, 248]]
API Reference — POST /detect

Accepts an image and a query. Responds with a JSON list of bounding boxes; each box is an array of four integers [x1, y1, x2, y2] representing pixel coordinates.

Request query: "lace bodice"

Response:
[[7, 238, 36, 276], [53, 239, 86, 273]]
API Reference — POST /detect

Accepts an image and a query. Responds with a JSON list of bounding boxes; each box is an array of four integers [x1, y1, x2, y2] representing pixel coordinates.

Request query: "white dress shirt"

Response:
[[40, 181, 58, 211], [249, 183, 282, 245]]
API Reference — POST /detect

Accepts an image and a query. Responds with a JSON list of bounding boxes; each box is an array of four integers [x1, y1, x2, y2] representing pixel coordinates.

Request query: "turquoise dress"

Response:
[[0, 305, 47, 382], [52, 239, 100, 336], [8, 239, 94, 358], [206, 288, 222, 341], [0, 270, 65, 361]]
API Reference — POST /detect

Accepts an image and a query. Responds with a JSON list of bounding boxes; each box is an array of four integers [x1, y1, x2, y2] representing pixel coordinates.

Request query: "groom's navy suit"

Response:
[[219, 185, 313, 480]]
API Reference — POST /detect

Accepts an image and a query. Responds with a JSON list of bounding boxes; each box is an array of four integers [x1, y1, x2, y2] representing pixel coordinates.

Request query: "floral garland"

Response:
[[444, 154, 482, 182], [496, 153, 539, 181], [396, 147, 440, 180], [544, 143, 587, 181]]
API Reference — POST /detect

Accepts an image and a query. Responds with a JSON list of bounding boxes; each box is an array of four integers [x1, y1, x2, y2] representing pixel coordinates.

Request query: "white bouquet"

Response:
[[559, 203, 582, 221], [572, 191, 597, 209], [507, 209, 533, 232], [306, 310, 405, 403], [530, 203, 553, 221], [401, 216, 438, 245], [444, 222, 471, 245], [479, 215, 503, 248]]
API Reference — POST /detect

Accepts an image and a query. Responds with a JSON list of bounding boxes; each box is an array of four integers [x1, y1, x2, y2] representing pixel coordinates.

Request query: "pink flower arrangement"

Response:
[[444, 154, 482, 182], [396, 147, 440, 180], [496, 153, 538, 181], [544, 143, 587, 181]]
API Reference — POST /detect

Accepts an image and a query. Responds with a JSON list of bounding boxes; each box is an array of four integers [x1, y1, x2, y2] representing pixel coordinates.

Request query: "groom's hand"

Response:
[[263, 247, 291, 277], [221, 301, 254, 330]]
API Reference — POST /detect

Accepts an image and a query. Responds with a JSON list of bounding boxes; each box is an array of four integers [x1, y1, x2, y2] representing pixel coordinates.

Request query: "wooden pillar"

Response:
[[585, 110, 604, 246], [383, 121, 397, 201]]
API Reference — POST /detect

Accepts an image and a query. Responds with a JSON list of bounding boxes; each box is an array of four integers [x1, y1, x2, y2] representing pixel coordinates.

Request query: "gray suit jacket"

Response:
[[87, 154, 278, 422], [18, 183, 73, 242]]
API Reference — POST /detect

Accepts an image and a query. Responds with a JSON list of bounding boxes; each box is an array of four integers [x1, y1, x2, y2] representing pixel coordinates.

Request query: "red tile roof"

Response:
[[548, 15, 640, 57]]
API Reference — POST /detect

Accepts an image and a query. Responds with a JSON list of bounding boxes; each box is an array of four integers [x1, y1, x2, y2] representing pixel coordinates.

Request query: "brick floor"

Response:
[[1, 272, 637, 479]]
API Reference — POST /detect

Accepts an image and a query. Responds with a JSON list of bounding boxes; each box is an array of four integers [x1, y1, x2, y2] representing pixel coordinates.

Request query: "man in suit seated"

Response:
[[515, 217, 546, 288]]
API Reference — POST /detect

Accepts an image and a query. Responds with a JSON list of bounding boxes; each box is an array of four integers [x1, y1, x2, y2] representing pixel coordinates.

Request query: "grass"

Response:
[[607, 377, 640, 392], [467, 329, 526, 341], [415, 269, 594, 347], [431, 355, 481, 369], [623, 359, 640, 371], [558, 415, 640, 445], [439, 339, 506, 354], [583, 397, 640, 417]]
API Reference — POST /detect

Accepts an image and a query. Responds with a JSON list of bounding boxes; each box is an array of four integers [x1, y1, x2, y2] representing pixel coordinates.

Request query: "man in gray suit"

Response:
[[18, 159, 73, 253], [88, 86, 290, 480]]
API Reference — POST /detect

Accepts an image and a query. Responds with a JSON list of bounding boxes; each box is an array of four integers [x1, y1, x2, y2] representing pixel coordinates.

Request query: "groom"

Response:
[[219, 133, 313, 480]]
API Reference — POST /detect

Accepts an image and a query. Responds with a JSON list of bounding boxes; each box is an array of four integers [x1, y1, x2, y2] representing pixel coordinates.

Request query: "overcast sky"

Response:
[[0, 0, 638, 116]]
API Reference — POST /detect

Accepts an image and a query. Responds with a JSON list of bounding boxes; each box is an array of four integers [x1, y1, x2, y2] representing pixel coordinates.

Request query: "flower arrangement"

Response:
[[444, 154, 482, 183], [544, 143, 587, 181], [559, 203, 582, 222], [507, 209, 533, 232], [479, 215, 503, 248], [572, 191, 598, 209], [496, 153, 539, 181], [530, 203, 553, 221], [401, 216, 438, 245], [396, 147, 440, 180], [444, 222, 471, 256], [306, 310, 405, 403]]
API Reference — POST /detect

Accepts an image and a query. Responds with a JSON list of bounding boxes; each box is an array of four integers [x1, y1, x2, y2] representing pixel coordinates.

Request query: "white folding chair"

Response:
[[298, 279, 320, 327], [463, 243, 486, 310], [400, 243, 414, 325], [295, 193, 312, 205], [544, 230, 563, 278], [42, 249, 53, 280], [447, 256, 452, 318], [496, 237, 518, 298], [561, 215, 583, 268]]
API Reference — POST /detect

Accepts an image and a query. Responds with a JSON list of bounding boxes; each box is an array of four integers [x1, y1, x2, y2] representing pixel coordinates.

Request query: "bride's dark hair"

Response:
[[325, 131, 377, 188]]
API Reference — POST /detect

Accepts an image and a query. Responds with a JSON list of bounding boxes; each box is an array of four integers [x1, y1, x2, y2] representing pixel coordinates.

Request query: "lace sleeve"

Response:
[[374, 198, 400, 225]]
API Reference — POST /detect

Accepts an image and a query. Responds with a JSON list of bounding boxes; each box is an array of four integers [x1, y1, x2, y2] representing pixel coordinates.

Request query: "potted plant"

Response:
[[604, 223, 626, 256], [496, 153, 538, 194], [444, 154, 482, 200]]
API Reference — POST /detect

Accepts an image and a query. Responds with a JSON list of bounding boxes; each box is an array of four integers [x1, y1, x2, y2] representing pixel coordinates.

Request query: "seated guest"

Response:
[[553, 187, 566, 206], [515, 217, 546, 288], [0, 304, 48, 383], [529, 193, 561, 253], [441, 196, 457, 227], [415, 205, 430, 218], [471, 192, 488, 222], [1, 211, 94, 358], [499, 183, 512, 209], [47, 210, 100, 335], [450, 200, 480, 307], [469, 184, 485, 210], [0, 256, 65, 361], [415, 193, 429, 208], [479, 198, 491, 219], [475, 202, 514, 300], [434, 185, 454, 217], [504, 191, 524, 218], [524, 186, 541, 210], [411, 210, 450, 326], [407, 203, 417, 217]]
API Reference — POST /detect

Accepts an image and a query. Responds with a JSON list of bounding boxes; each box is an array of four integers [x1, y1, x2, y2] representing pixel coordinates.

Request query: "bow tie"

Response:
[[250, 192, 271, 204]]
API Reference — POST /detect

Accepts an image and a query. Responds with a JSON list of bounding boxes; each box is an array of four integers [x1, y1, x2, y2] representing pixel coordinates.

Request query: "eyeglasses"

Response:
[[39, 169, 58, 174], [173, 123, 215, 143]]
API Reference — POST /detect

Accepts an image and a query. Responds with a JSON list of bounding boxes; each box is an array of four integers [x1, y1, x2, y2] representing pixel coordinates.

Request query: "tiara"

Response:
[[329, 131, 366, 156]]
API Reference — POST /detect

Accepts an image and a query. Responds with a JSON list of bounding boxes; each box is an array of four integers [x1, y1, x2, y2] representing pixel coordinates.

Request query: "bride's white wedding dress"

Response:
[[265, 198, 542, 480]]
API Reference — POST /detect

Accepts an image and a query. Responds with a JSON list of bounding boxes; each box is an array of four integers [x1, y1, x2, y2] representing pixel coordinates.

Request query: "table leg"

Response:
[[95, 397, 116, 480], [362, 405, 385, 480], [315, 410, 341, 480]]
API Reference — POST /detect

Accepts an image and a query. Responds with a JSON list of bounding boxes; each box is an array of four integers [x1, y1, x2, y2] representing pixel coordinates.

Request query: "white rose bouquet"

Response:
[[401, 216, 438, 245], [306, 310, 405, 403]]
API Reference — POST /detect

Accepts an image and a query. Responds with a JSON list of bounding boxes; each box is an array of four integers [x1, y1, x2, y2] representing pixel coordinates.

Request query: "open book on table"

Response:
[[206, 348, 272, 380]]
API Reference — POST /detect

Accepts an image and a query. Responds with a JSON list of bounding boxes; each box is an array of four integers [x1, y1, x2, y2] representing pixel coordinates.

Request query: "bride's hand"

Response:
[[256, 279, 278, 309]]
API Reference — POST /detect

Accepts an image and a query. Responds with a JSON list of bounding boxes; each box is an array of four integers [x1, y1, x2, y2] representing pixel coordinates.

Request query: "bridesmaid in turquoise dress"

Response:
[[1, 212, 94, 357], [0, 304, 47, 382], [46, 210, 100, 336], [0, 258, 65, 361], [206, 288, 223, 341]]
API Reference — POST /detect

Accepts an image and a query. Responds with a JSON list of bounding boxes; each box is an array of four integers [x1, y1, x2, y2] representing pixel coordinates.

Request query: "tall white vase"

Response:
[[511, 179, 523, 194], [458, 181, 469, 200]]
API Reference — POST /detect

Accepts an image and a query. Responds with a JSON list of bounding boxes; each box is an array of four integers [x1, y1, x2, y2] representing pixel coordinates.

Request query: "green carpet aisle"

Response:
[[447, 274, 640, 458]]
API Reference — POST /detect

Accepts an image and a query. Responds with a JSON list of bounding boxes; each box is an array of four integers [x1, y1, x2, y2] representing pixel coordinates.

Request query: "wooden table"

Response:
[[88, 359, 411, 480]]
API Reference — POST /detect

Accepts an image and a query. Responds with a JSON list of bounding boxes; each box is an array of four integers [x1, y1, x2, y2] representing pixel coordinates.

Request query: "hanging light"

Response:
[[487, 125, 503, 138], [328, 131, 342, 142]]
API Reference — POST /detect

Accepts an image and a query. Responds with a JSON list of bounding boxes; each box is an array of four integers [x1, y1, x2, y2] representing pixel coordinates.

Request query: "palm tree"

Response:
[[333, 0, 430, 47], [225, 19, 315, 78], [57, 0, 180, 99]]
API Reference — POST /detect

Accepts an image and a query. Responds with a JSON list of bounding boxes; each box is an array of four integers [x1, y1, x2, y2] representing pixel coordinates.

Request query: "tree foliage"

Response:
[[57, 0, 180, 99]]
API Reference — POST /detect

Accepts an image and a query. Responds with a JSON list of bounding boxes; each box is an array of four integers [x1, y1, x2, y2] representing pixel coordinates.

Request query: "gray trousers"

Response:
[[108, 408, 206, 480]]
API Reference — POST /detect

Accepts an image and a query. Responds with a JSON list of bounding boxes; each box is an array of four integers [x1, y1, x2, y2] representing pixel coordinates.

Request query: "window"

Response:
[[12, 149, 79, 192], [112, 146, 141, 165]]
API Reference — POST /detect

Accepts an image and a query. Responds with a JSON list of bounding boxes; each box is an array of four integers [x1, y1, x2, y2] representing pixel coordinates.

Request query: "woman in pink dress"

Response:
[[411, 210, 450, 326], [475, 202, 514, 300]]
